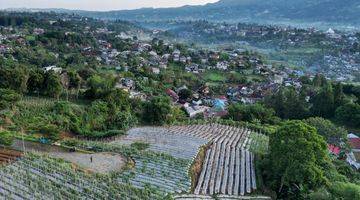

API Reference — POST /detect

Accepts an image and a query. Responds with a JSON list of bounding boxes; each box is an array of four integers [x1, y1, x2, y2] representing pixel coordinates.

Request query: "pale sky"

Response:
[[0, 0, 219, 11]]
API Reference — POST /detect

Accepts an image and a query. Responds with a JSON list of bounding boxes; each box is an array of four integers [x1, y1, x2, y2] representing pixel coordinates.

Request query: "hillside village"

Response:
[[0, 17, 311, 119], [0, 11, 360, 200], [158, 21, 360, 83]]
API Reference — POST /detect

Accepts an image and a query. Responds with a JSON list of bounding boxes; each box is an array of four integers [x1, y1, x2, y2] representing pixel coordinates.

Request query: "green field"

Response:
[[204, 71, 226, 82]]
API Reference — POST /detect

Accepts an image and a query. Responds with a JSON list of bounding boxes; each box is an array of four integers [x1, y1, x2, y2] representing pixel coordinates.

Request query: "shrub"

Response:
[[131, 142, 150, 151], [34, 123, 60, 140], [0, 88, 21, 110], [0, 130, 14, 146], [329, 182, 360, 200], [308, 188, 332, 200]]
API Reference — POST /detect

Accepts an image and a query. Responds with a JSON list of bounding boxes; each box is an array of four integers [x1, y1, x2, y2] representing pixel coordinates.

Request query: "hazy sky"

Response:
[[0, 0, 219, 11]]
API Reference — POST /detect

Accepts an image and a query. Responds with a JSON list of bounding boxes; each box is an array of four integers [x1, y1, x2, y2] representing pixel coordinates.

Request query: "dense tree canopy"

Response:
[[335, 102, 360, 128], [311, 83, 335, 118], [143, 96, 172, 125], [304, 117, 347, 145], [266, 121, 330, 198], [85, 74, 116, 99], [265, 87, 309, 120], [0, 66, 29, 93], [43, 72, 63, 99], [227, 103, 278, 124]]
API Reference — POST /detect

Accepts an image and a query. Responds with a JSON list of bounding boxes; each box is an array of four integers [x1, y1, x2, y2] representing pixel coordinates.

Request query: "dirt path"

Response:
[[11, 140, 126, 174]]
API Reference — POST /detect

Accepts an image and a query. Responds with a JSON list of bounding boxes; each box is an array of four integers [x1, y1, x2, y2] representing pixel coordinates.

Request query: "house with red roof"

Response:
[[328, 144, 341, 156], [349, 138, 360, 150], [346, 134, 360, 170], [166, 89, 179, 102]]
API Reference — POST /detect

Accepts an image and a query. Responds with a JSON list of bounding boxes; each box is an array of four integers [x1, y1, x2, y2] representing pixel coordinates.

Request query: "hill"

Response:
[[68, 0, 360, 29]]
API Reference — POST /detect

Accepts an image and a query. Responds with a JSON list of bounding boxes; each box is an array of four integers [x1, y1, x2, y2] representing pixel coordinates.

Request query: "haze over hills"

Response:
[[4, 0, 360, 30], [63, 0, 360, 29]]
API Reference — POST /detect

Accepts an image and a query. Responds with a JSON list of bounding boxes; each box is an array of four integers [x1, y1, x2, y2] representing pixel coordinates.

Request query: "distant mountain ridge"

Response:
[[4, 0, 360, 28], [70, 0, 360, 26]]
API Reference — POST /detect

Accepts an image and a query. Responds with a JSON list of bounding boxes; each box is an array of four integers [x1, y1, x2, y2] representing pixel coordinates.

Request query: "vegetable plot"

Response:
[[0, 153, 166, 200], [113, 127, 208, 159], [193, 126, 258, 196], [118, 156, 191, 194]]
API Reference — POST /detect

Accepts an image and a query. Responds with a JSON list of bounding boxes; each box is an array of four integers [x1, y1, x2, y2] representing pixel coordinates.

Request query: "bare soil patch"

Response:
[[11, 140, 126, 174], [49, 152, 126, 174]]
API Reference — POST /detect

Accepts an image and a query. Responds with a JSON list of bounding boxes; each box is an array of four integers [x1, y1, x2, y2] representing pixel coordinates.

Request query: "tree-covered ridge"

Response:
[[57, 0, 360, 28]]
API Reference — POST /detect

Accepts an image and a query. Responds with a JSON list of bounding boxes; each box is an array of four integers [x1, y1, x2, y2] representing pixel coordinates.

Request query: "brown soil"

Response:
[[11, 140, 126, 174], [49, 152, 127, 174], [190, 143, 212, 192], [0, 148, 22, 165], [59, 131, 77, 140]]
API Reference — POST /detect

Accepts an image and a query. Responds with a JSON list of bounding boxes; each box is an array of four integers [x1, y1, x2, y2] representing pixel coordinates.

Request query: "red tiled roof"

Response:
[[328, 144, 341, 155], [349, 138, 360, 149]]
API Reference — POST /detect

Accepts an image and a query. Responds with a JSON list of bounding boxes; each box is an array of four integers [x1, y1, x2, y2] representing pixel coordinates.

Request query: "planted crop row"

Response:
[[117, 127, 209, 160], [194, 126, 257, 196], [62, 139, 191, 195], [0, 153, 169, 200]]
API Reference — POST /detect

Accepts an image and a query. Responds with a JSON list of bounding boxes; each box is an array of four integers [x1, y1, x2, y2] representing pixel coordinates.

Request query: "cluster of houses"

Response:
[[166, 86, 228, 119], [0, 44, 12, 54], [175, 21, 360, 83], [328, 133, 360, 170], [75, 25, 313, 119], [347, 133, 360, 170], [323, 53, 360, 82]]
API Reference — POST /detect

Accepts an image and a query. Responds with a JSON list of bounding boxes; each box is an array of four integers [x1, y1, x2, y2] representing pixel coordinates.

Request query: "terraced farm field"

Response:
[[0, 153, 166, 200], [194, 129, 256, 195], [115, 124, 267, 196], [118, 156, 191, 194], [112, 127, 209, 159], [0, 124, 268, 199]]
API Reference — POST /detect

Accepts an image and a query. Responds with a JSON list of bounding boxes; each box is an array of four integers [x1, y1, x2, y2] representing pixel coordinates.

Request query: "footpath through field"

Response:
[[11, 140, 126, 173]]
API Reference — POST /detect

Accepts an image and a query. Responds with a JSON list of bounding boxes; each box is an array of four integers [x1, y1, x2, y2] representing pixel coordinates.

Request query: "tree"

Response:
[[109, 111, 137, 130], [67, 70, 82, 97], [0, 89, 21, 110], [311, 83, 335, 118], [178, 88, 192, 101], [265, 87, 309, 119], [43, 72, 62, 99], [227, 103, 277, 124], [265, 88, 286, 118], [104, 88, 130, 110], [313, 74, 328, 87], [333, 83, 347, 109], [299, 75, 312, 85], [27, 69, 45, 95], [143, 96, 172, 125], [267, 121, 329, 197], [335, 103, 360, 127], [0, 131, 14, 146], [283, 87, 310, 119], [304, 117, 347, 145], [0, 66, 29, 93], [85, 74, 115, 99]]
